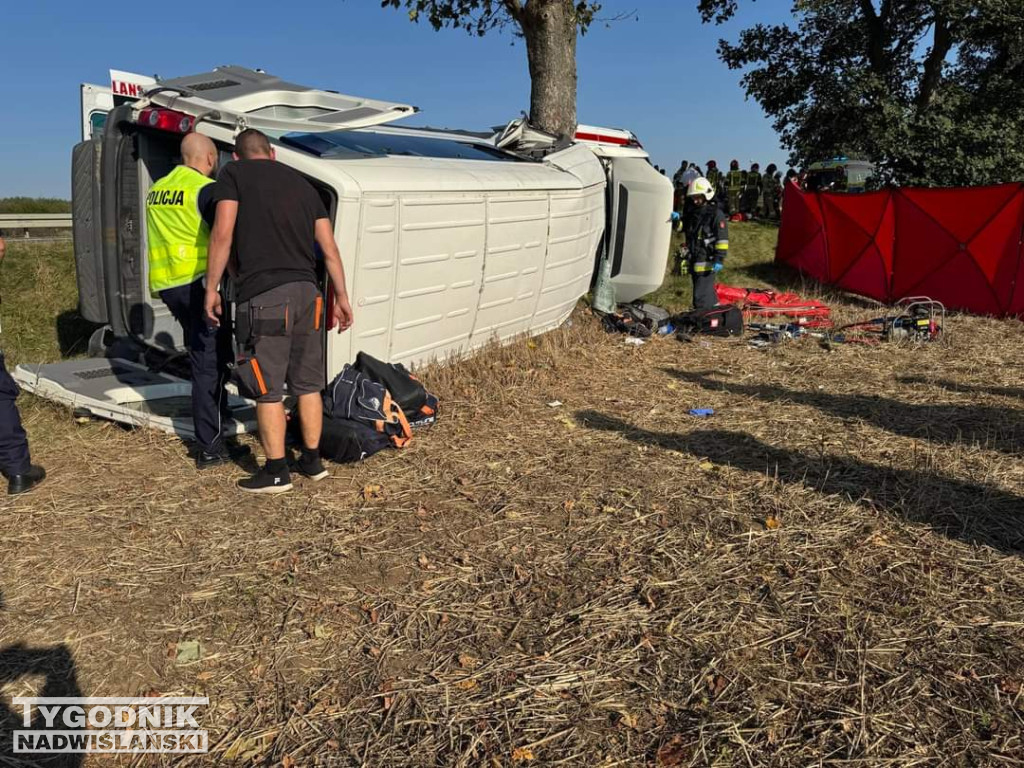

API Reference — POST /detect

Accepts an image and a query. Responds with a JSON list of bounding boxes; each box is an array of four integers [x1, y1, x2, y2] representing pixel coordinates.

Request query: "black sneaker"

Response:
[[237, 464, 293, 494], [8, 465, 46, 495], [196, 450, 230, 470], [296, 452, 329, 482]]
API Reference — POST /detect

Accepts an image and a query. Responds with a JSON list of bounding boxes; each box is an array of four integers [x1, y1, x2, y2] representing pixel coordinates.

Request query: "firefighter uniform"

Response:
[[684, 184, 730, 310], [741, 165, 762, 215], [146, 163, 233, 464], [726, 162, 744, 215]]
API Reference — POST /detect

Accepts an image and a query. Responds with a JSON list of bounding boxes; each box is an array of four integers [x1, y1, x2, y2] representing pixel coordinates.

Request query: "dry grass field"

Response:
[[1, 228, 1022, 766]]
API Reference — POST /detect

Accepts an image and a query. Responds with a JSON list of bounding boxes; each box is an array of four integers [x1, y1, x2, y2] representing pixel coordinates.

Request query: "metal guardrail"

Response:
[[0, 213, 73, 230]]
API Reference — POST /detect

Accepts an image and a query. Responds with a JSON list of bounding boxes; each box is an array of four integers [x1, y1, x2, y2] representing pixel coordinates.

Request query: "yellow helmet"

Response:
[[687, 176, 716, 201]]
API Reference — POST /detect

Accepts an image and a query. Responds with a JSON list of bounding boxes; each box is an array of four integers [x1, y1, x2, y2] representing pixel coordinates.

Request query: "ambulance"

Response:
[[16, 66, 672, 438]]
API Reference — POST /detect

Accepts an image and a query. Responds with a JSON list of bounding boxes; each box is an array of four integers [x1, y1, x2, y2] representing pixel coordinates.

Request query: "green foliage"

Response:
[[0, 198, 71, 214], [380, 0, 603, 36], [703, 0, 1024, 186]]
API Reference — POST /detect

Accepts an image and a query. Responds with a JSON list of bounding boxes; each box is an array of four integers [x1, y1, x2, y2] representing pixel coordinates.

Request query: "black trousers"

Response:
[[692, 271, 718, 310], [160, 279, 233, 454], [0, 354, 31, 477]]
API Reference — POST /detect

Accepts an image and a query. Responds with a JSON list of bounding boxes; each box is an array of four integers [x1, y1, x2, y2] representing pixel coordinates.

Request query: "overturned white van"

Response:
[[17, 66, 671, 438]]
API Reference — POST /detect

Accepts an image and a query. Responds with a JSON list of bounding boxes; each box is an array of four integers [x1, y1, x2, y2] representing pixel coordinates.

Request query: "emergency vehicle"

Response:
[[16, 66, 672, 438]]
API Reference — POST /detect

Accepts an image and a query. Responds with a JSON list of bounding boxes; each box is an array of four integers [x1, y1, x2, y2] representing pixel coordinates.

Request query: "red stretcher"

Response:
[[715, 284, 833, 328]]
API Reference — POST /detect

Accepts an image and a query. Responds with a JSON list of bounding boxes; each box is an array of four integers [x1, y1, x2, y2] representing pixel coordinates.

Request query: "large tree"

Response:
[[381, 0, 604, 138], [700, 0, 1024, 186]]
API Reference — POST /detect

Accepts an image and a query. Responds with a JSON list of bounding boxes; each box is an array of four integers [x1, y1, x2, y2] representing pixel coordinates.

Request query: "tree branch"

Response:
[[916, 11, 953, 112]]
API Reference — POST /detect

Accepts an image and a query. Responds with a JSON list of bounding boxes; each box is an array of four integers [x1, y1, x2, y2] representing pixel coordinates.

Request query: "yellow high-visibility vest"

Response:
[[145, 165, 213, 294]]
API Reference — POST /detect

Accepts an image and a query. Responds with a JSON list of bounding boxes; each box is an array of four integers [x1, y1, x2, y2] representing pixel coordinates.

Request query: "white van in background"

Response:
[[17, 66, 672, 438]]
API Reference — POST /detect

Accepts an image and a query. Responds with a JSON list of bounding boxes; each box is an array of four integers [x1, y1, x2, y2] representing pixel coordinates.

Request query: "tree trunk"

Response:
[[519, 0, 578, 138]]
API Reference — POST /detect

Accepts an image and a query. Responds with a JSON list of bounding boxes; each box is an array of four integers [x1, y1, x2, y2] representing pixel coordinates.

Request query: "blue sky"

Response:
[[0, 0, 793, 198]]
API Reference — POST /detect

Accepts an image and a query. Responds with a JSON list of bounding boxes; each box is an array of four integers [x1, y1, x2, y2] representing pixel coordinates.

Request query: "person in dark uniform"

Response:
[[682, 177, 729, 309], [762, 164, 781, 220], [0, 236, 46, 495], [146, 133, 246, 469], [741, 162, 763, 216], [726, 160, 744, 216]]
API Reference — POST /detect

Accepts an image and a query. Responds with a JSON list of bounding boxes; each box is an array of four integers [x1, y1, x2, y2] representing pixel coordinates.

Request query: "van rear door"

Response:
[[145, 66, 418, 134], [605, 157, 674, 302]]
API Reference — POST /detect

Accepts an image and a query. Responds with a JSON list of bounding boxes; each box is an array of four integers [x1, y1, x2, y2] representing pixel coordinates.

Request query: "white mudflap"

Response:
[[14, 358, 257, 440]]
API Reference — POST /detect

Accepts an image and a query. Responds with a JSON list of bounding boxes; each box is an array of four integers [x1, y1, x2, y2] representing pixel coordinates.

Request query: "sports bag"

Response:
[[319, 417, 392, 463], [287, 414, 391, 463], [324, 365, 413, 448], [673, 305, 744, 338], [353, 351, 439, 426], [353, 352, 427, 415]]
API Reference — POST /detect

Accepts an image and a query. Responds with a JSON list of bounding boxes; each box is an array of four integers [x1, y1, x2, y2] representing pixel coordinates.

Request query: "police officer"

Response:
[[741, 162, 763, 216], [0, 236, 46, 495], [146, 133, 245, 469], [683, 177, 729, 310], [726, 160, 744, 216]]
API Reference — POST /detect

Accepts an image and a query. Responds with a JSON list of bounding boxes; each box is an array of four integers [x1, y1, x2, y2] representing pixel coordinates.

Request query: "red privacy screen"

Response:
[[776, 182, 1024, 316]]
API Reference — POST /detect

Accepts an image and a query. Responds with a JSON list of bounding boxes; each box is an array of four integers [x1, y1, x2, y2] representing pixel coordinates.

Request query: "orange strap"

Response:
[[314, 296, 323, 331], [251, 358, 268, 396]]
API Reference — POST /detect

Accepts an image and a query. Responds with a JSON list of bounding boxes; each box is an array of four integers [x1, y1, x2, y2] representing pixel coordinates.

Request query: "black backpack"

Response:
[[324, 365, 413, 448], [319, 417, 392, 463], [353, 352, 439, 426], [673, 305, 744, 338]]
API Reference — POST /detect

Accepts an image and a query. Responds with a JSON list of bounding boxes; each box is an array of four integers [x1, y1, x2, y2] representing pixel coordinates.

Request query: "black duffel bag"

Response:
[[673, 305, 744, 338]]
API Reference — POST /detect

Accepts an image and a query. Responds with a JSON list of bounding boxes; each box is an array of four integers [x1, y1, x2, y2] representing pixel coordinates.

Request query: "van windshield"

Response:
[[281, 130, 521, 162]]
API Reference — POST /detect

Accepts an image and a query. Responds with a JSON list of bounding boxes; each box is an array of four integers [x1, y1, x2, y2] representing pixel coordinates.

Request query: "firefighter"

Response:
[[741, 162, 763, 216], [683, 177, 729, 310], [705, 160, 723, 197], [146, 133, 246, 469], [762, 164, 781, 220], [705, 160, 727, 213], [726, 160, 744, 215], [0, 236, 46, 495]]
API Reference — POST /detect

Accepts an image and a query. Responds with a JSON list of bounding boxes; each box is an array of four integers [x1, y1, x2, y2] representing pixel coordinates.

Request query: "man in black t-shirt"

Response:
[[205, 129, 354, 494]]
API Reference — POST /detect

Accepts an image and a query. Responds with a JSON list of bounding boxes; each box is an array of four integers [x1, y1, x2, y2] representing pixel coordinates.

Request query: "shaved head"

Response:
[[234, 129, 273, 160], [180, 133, 218, 177]]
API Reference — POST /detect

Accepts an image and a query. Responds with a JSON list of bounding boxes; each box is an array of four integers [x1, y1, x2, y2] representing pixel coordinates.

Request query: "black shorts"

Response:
[[236, 281, 324, 403]]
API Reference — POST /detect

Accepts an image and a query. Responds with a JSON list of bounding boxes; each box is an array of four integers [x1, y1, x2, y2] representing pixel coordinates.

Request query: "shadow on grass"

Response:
[[575, 410, 1024, 555], [898, 376, 1024, 400], [665, 369, 1024, 456], [0, 588, 84, 767], [55, 311, 100, 359]]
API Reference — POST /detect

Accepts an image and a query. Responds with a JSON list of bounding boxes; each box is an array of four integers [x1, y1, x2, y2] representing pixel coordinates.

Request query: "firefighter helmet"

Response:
[[687, 177, 716, 202]]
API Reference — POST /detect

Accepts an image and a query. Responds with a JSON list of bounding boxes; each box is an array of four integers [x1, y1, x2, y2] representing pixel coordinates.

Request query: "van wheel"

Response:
[[87, 326, 114, 358]]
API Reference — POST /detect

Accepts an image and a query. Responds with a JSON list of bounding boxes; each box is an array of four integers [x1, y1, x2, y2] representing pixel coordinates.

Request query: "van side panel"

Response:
[[535, 187, 605, 327], [392, 196, 485, 364], [472, 195, 548, 343], [348, 196, 399, 362]]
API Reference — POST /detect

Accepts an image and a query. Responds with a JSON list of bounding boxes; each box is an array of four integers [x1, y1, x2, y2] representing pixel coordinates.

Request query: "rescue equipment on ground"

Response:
[[600, 302, 672, 338], [715, 284, 833, 328], [830, 297, 945, 345], [673, 305, 744, 339]]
